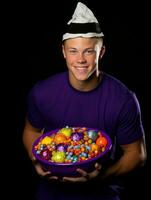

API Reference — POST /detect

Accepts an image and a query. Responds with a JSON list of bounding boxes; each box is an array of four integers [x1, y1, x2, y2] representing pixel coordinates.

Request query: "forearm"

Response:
[[101, 139, 146, 180], [102, 152, 144, 180], [23, 130, 42, 160], [22, 119, 43, 160]]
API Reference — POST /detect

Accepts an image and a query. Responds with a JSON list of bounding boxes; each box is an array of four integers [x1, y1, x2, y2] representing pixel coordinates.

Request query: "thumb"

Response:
[[95, 163, 102, 171]]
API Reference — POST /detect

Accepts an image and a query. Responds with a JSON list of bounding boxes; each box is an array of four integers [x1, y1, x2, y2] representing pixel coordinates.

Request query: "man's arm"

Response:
[[101, 136, 147, 180], [22, 118, 42, 160]]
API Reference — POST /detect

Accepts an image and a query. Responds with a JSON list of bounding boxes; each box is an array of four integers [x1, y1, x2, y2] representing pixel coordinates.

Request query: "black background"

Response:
[[4, 0, 150, 199]]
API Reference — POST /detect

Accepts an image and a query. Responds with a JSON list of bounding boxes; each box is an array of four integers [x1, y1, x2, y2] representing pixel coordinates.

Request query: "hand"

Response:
[[62, 163, 102, 183], [32, 157, 59, 181]]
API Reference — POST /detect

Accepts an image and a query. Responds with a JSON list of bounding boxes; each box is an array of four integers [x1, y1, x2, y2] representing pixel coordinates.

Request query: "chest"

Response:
[[41, 92, 118, 136]]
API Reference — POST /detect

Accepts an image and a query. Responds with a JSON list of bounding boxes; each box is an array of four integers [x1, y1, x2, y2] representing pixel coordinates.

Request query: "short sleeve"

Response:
[[116, 92, 144, 145], [26, 84, 45, 129]]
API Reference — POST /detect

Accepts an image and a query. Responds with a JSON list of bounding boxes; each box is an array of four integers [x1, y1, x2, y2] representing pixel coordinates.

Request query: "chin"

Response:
[[75, 75, 89, 81], [76, 72, 97, 82], [69, 70, 94, 82]]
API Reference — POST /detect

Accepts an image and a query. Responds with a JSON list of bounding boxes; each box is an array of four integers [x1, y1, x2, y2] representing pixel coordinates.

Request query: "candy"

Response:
[[60, 127, 72, 137], [96, 136, 108, 147], [52, 151, 66, 163], [40, 149, 52, 160], [34, 127, 109, 164], [71, 132, 83, 141], [87, 130, 98, 141]]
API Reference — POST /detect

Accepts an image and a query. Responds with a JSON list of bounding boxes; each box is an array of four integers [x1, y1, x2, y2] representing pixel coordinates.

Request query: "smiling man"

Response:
[[62, 37, 105, 91], [23, 2, 146, 200]]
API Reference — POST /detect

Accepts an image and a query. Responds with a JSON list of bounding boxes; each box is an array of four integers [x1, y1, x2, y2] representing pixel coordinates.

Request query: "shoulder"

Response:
[[103, 73, 129, 91], [30, 71, 67, 94], [27, 71, 68, 104], [103, 72, 134, 99], [102, 73, 140, 112], [37, 71, 67, 88]]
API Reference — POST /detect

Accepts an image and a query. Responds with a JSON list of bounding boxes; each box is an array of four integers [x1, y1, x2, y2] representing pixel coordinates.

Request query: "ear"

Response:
[[62, 44, 66, 58], [99, 45, 106, 59]]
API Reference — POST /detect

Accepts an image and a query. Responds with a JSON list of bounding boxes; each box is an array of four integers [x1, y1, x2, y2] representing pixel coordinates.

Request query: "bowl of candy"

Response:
[[32, 126, 112, 177]]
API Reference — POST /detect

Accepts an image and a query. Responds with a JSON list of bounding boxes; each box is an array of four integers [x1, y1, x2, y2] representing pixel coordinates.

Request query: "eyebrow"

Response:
[[68, 47, 95, 50]]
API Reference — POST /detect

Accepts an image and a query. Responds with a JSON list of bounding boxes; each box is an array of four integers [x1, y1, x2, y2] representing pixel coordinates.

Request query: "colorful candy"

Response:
[[34, 127, 109, 164]]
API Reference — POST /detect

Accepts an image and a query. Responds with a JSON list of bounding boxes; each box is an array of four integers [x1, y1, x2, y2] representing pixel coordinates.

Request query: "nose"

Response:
[[77, 52, 86, 64]]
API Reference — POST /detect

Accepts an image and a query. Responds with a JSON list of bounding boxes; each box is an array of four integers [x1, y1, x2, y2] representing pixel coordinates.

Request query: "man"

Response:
[[23, 2, 146, 200]]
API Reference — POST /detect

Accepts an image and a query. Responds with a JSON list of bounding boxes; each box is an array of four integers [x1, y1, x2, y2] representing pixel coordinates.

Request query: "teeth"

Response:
[[76, 67, 87, 69], [76, 68, 86, 70]]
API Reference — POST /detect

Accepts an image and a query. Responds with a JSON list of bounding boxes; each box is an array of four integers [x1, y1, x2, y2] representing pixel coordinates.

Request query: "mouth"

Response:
[[75, 65, 88, 70], [75, 67, 88, 74]]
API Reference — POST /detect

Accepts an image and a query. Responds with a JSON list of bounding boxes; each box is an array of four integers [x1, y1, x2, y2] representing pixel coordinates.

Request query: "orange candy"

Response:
[[54, 134, 67, 144], [96, 136, 108, 147]]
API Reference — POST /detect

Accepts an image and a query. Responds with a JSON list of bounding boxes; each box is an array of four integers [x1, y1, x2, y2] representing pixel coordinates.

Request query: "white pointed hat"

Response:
[[62, 2, 104, 41]]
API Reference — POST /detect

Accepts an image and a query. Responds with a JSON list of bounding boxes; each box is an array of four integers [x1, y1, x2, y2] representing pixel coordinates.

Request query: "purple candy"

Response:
[[40, 149, 51, 160], [71, 132, 83, 141], [56, 144, 67, 152]]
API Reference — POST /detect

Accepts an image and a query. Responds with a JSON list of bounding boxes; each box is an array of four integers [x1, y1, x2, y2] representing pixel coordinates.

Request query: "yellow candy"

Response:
[[59, 127, 72, 137], [51, 151, 66, 163], [90, 143, 100, 152], [41, 136, 53, 145]]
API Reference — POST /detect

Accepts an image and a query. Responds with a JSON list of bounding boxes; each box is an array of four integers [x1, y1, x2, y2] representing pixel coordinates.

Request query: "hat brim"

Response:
[[62, 32, 104, 41]]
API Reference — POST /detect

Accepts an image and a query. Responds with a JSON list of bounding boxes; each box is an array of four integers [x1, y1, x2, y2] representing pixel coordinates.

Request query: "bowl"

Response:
[[32, 127, 112, 177]]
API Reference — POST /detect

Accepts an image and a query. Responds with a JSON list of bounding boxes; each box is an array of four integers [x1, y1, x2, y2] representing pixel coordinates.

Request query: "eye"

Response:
[[69, 49, 78, 54], [84, 49, 95, 55]]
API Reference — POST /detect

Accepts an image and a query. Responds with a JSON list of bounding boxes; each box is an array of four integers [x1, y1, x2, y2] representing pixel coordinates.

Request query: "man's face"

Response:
[[62, 37, 102, 82]]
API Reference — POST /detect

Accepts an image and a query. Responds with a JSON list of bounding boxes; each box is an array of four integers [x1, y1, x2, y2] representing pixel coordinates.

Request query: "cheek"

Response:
[[65, 57, 74, 69], [66, 56, 76, 64], [88, 56, 97, 65]]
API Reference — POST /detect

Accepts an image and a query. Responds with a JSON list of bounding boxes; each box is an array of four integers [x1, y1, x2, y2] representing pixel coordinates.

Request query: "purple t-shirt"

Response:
[[27, 71, 144, 145], [27, 71, 144, 199]]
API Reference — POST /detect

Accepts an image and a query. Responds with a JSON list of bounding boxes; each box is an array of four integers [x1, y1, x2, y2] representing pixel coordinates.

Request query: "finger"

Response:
[[62, 177, 76, 182], [95, 163, 102, 171], [63, 176, 86, 183], [76, 168, 88, 177], [89, 165, 101, 179], [47, 176, 58, 180], [35, 164, 51, 177], [32, 156, 38, 165], [76, 168, 89, 180], [37, 169, 51, 177], [39, 171, 58, 180]]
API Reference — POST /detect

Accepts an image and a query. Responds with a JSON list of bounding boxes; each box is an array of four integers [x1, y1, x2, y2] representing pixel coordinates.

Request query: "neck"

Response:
[[69, 71, 103, 92]]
